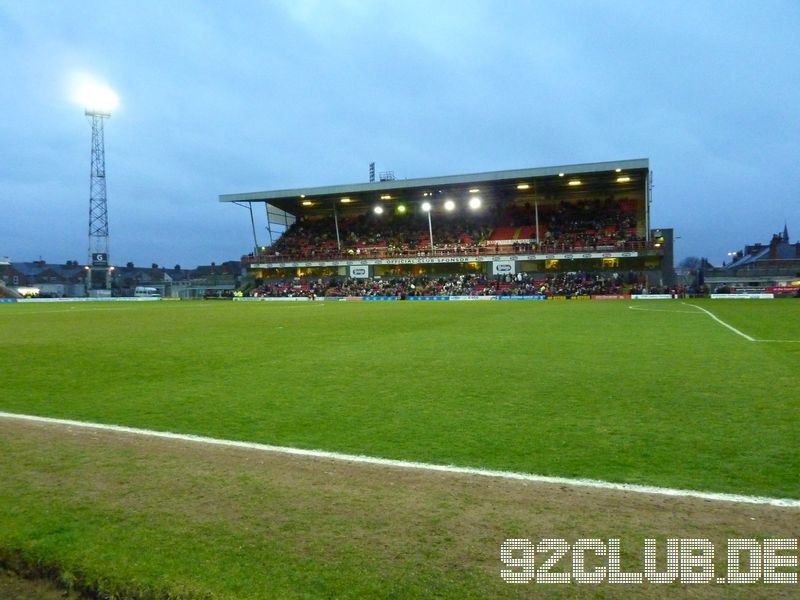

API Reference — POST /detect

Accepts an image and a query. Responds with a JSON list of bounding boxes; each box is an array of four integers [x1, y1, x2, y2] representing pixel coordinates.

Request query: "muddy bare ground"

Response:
[[0, 567, 82, 599], [0, 418, 798, 598]]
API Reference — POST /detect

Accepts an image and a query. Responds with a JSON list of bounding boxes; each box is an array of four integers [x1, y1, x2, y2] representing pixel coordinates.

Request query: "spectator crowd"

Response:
[[246, 271, 670, 299], [245, 197, 649, 263]]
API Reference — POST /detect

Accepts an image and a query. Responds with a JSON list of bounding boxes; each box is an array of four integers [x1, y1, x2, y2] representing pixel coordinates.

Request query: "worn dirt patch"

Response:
[[0, 567, 81, 599], [1, 418, 798, 598]]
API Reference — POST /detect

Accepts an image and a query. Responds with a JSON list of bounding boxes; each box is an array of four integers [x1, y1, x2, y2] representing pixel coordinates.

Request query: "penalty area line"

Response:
[[681, 303, 756, 341], [1, 410, 799, 508]]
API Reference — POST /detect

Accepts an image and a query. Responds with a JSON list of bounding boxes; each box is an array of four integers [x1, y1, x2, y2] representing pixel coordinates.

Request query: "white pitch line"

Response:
[[627, 306, 701, 314], [681, 303, 756, 341], [0, 307, 136, 315], [2, 411, 799, 508], [633, 303, 800, 343]]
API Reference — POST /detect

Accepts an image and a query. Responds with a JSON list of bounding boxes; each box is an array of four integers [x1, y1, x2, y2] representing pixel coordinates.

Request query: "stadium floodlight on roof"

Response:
[[80, 80, 118, 293], [421, 202, 434, 249]]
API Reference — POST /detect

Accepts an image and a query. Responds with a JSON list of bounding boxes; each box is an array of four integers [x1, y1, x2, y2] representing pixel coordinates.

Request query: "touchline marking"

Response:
[[2, 411, 799, 508], [681, 303, 756, 341], [0, 307, 135, 315], [627, 306, 700, 314]]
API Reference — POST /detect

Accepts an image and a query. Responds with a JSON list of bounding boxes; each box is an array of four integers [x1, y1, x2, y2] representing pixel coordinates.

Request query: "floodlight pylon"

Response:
[[86, 107, 112, 290]]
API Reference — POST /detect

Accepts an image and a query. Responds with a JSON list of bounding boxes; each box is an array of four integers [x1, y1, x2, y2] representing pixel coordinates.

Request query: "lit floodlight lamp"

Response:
[[444, 199, 455, 212], [422, 201, 434, 249], [516, 183, 530, 190], [568, 180, 582, 186], [469, 188, 480, 193], [616, 176, 631, 183], [79, 83, 119, 116], [396, 204, 407, 214], [468, 196, 482, 210], [374, 205, 384, 215]]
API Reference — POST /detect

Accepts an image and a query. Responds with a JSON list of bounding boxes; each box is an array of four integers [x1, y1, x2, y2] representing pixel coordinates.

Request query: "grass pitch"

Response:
[[1, 298, 799, 597], [2, 299, 798, 498]]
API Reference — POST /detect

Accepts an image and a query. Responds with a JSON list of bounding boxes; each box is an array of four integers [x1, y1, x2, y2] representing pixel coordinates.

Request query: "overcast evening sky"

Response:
[[1, 0, 798, 268]]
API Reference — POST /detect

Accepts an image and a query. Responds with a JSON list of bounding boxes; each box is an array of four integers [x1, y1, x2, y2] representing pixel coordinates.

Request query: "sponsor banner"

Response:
[[17, 297, 160, 303], [492, 239, 537, 246], [767, 286, 800, 293], [362, 296, 398, 301], [408, 295, 451, 301], [631, 294, 674, 300], [0, 298, 16, 303], [234, 296, 309, 302], [710, 293, 775, 299], [591, 294, 631, 300], [349, 265, 370, 279], [374, 256, 486, 265], [497, 295, 547, 301], [448, 295, 496, 301], [250, 251, 639, 270], [493, 260, 516, 275], [546, 295, 592, 301]]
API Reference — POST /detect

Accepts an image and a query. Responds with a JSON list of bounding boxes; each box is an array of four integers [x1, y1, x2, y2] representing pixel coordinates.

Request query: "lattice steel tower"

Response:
[[86, 106, 112, 289]]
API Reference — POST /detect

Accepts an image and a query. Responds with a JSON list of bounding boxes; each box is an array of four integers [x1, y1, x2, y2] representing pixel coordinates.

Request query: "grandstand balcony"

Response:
[[242, 239, 657, 265]]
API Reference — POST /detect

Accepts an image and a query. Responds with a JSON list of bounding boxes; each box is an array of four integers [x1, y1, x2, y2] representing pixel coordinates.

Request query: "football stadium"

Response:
[[220, 158, 675, 297], [2, 157, 799, 598]]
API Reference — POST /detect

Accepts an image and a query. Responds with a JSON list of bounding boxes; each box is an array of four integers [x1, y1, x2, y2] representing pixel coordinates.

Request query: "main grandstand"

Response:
[[220, 159, 674, 296]]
